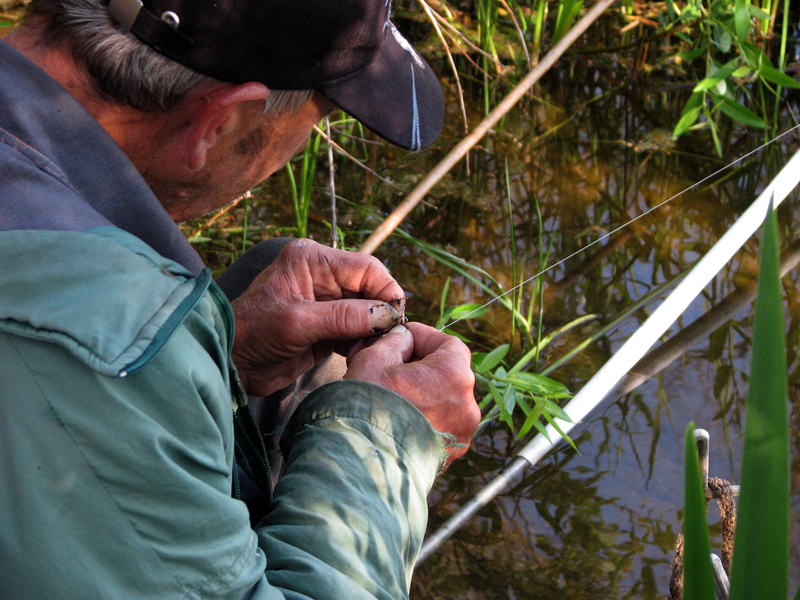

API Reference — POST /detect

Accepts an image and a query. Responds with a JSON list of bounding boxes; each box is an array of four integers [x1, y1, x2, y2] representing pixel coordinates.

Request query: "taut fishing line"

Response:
[[440, 123, 800, 332]]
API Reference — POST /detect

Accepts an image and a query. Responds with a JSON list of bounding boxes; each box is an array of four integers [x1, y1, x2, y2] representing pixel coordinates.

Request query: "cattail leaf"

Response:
[[729, 203, 790, 600]]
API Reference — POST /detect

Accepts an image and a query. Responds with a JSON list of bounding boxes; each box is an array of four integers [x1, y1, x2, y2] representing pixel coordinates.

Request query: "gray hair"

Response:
[[23, 0, 314, 114]]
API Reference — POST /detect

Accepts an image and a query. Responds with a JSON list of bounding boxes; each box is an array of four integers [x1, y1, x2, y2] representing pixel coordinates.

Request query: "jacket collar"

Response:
[[0, 40, 205, 276]]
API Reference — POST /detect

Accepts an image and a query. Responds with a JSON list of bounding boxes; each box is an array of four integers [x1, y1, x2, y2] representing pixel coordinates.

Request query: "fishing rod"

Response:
[[417, 145, 800, 563]]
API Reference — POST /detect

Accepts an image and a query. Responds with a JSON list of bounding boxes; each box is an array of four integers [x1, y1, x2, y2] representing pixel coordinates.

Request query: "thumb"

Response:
[[301, 299, 403, 343], [345, 325, 414, 379]]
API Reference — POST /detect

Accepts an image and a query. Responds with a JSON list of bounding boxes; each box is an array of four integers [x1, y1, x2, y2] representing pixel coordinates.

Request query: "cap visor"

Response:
[[320, 23, 444, 151]]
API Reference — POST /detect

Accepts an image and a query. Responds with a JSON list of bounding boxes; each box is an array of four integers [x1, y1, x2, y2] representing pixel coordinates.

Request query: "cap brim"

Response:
[[319, 23, 444, 151]]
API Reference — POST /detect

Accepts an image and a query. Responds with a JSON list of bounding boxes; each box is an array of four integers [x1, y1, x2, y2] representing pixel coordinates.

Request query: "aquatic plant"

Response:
[[680, 205, 794, 599]]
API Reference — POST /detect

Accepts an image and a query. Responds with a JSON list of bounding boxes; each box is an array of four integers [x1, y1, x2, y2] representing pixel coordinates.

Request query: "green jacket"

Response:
[[0, 226, 445, 599]]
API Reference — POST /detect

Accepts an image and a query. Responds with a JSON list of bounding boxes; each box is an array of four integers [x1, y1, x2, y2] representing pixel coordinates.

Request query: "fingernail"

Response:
[[386, 324, 407, 335], [369, 303, 398, 331]]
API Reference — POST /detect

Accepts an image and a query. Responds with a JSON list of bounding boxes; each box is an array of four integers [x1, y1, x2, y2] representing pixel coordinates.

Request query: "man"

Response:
[[0, 0, 479, 597]]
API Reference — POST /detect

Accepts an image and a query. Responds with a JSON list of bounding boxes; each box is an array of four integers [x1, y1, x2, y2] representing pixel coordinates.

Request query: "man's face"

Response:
[[148, 91, 336, 222]]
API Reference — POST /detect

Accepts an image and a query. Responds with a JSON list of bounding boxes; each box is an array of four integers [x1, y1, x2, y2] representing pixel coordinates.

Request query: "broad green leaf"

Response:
[[716, 96, 766, 128], [717, 29, 732, 52], [515, 394, 532, 416], [734, 0, 750, 42], [758, 63, 800, 89], [674, 103, 702, 138], [542, 412, 578, 451], [672, 92, 704, 137], [507, 372, 570, 395], [518, 403, 547, 439], [682, 423, 717, 600], [747, 4, 772, 19], [731, 65, 752, 78], [740, 40, 766, 67], [502, 384, 517, 416], [479, 344, 510, 373], [487, 381, 504, 407], [694, 60, 739, 92], [544, 399, 573, 423], [729, 205, 790, 600], [449, 304, 489, 320]]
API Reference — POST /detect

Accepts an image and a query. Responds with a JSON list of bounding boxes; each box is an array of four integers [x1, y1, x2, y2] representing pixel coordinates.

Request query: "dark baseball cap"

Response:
[[105, 0, 444, 150]]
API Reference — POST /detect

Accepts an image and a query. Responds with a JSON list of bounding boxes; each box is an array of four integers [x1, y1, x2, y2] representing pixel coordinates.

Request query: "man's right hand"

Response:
[[344, 322, 480, 466]]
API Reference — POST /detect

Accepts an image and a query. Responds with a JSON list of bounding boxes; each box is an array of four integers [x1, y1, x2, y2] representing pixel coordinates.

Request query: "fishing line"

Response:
[[440, 123, 800, 331]]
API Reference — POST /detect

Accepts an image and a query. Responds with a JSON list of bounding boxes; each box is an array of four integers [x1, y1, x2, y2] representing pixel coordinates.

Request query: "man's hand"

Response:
[[344, 322, 480, 466], [231, 239, 406, 396]]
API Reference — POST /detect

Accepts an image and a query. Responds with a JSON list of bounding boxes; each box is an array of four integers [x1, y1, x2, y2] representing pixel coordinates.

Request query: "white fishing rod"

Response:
[[418, 146, 800, 563]]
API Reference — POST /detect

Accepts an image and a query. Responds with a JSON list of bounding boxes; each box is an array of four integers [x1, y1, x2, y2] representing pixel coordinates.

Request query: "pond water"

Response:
[[184, 7, 800, 599]]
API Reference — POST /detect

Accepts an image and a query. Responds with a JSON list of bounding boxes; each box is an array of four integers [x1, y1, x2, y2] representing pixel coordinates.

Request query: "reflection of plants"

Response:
[[680, 206, 794, 599]]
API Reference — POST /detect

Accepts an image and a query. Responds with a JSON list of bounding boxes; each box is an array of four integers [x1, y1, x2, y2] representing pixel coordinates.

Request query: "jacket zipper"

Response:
[[118, 268, 212, 377]]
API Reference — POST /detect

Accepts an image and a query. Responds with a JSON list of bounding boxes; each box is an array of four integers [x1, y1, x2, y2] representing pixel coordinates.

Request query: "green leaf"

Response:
[[682, 423, 717, 600], [674, 107, 701, 137], [188, 235, 212, 244], [439, 277, 451, 321], [717, 29, 732, 52], [542, 412, 577, 452], [518, 403, 547, 439], [677, 45, 707, 63], [734, 0, 750, 43], [479, 344, 510, 373], [747, 4, 772, 19], [731, 65, 752, 78], [544, 398, 573, 423], [758, 63, 800, 89], [507, 372, 571, 395], [715, 96, 766, 128], [729, 204, 790, 600], [665, 0, 676, 21], [449, 304, 489, 320], [694, 60, 739, 93], [502, 384, 517, 416]]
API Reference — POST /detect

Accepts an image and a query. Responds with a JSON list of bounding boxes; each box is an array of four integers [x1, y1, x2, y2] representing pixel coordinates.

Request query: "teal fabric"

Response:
[[0, 228, 446, 599]]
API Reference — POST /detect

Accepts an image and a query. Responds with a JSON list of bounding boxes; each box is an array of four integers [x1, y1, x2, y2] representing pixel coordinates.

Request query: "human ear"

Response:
[[184, 82, 271, 171]]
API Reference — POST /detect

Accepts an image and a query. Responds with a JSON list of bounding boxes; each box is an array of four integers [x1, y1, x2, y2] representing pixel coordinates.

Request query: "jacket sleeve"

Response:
[[0, 309, 445, 600], [251, 380, 445, 599]]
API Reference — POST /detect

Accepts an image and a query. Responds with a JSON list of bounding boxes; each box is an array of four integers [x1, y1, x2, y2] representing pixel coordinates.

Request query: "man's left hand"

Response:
[[230, 239, 405, 396]]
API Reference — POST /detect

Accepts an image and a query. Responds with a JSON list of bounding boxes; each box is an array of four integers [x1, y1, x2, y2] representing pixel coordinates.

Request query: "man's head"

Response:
[[21, 0, 444, 151]]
